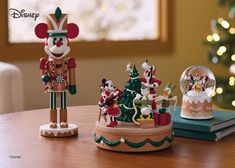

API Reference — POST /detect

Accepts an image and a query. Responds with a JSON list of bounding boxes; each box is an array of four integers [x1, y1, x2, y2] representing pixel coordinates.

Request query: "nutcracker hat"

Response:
[[46, 7, 68, 36], [35, 7, 79, 39]]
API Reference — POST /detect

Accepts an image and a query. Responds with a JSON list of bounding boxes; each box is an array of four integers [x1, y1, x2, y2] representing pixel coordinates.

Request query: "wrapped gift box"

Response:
[[137, 119, 155, 129], [154, 112, 171, 126]]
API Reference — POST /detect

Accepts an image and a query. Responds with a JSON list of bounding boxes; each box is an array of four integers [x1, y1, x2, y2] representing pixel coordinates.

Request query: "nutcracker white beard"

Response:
[[44, 36, 70, 60]]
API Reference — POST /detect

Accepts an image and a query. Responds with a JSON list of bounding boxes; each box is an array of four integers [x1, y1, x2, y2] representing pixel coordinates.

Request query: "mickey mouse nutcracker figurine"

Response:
[[35, 7, 79, 137]]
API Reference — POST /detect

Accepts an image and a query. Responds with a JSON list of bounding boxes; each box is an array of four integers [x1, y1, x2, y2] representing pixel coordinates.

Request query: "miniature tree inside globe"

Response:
[[179, 65, 216, 120]]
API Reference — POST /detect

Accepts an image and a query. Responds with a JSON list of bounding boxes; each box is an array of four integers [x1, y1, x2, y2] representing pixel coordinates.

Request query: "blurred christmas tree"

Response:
[[205, 0, 235, 109], [118, 65, 142, 122]]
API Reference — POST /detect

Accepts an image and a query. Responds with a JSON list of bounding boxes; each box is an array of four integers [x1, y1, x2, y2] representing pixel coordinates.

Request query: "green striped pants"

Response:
[[50, 92, 66, 109]]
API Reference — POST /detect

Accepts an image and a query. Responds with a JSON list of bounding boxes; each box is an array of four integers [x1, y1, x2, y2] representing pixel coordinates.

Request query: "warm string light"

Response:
[[217, 46, 227, 56], [207, 19, 233, 43], [212, 91, 216, 97], [229, 76, 235, 86], [212, 33, 220, 41], [218, 17, 224, 24], [216, 87, 223, 94], [231, 54, 235, 61], [230, 64, 235, 74], [217, 18, 230, 29], [206, 33, 221, 42], [207, 35, 213, 42], [207, 19, 233, 42], [221, 20, 230, 29], [217, 18, 235, 36], [229, 27, 235, 34], [230, 76, 235, 81], [232, 100, 235, 107]]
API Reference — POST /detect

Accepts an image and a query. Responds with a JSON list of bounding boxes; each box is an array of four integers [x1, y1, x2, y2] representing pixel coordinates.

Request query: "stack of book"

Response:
[[170, 106, 235, 141]]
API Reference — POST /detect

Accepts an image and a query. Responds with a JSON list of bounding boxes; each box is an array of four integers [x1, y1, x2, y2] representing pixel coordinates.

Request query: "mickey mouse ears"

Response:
[[35, 7, 79, 39]]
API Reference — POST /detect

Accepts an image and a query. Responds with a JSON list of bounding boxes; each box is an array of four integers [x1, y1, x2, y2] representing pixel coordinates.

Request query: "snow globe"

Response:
[[179, 65, 216, 120]]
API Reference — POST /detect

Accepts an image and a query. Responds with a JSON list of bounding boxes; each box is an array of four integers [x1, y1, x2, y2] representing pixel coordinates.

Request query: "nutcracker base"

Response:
[[40, 123, 78, 137], [93, 121, 173, 152]]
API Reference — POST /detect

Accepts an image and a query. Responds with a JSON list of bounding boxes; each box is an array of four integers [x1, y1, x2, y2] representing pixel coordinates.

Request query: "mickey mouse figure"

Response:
[[189, 74, 208, 92], [35, 7, 79, 132]]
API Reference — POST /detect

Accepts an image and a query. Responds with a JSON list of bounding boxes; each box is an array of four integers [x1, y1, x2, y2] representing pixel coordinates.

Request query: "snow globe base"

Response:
[[40, 123, 78, 137], [93, 121, 173, 152], [180, 113, 213, 120], [180, 95, 213, 120]]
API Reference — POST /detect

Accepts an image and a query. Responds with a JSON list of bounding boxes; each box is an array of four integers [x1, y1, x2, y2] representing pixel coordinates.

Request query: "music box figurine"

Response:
[[180, 65, 216, 120], [140, 60, 161, 111], [93, 61, 175, 152], [35, 7, 79, 137], [98, 79, 122, 127]]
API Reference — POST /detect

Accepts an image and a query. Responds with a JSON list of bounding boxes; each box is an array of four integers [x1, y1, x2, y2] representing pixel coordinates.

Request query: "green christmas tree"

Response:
[[205, 0, 235, 109], [118, 65, 142, 122]]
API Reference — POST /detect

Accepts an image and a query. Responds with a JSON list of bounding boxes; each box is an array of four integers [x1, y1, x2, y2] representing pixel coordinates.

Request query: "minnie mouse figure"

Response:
[[35, 7, 79, 132], [98, 79, 122, 127], [189, 74, 208, 92]]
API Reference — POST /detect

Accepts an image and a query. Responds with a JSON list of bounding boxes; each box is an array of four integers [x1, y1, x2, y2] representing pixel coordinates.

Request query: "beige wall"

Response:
[[11, 0, 230, 110]]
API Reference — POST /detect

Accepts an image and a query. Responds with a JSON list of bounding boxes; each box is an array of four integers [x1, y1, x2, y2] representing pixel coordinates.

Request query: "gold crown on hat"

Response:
[[47, 7, 68, 36]]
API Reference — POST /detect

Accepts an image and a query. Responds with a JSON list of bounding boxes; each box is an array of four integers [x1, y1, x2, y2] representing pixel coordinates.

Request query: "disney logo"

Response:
[[9, 8, 39, 21]]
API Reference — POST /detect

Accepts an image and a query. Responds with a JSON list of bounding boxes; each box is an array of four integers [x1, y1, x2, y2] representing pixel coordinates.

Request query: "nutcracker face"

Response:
[[44, 36, 70, 60], [35, 21, 79, 59]]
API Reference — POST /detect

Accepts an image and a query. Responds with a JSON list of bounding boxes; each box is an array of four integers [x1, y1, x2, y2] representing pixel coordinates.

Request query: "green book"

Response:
[[170, 106, 235, 132], [173, 125, 235, 141]]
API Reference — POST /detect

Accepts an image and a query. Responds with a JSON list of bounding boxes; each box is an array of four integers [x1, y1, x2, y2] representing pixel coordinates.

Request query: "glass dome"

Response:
[[179, 65, 216, 97]]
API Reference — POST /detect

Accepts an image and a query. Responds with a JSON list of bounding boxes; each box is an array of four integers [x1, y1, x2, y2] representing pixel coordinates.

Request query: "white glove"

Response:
[[135, 94, 142, 100], [101, 107, 106, 114], [113, 91, 119, 96]]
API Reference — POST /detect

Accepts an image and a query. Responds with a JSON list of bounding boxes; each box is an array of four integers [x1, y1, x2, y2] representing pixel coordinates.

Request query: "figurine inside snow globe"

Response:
[[179, 65, 216, 120]]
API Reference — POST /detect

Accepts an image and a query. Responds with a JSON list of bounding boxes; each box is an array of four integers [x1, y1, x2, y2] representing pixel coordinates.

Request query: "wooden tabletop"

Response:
[[0, 105, 235, 168]]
